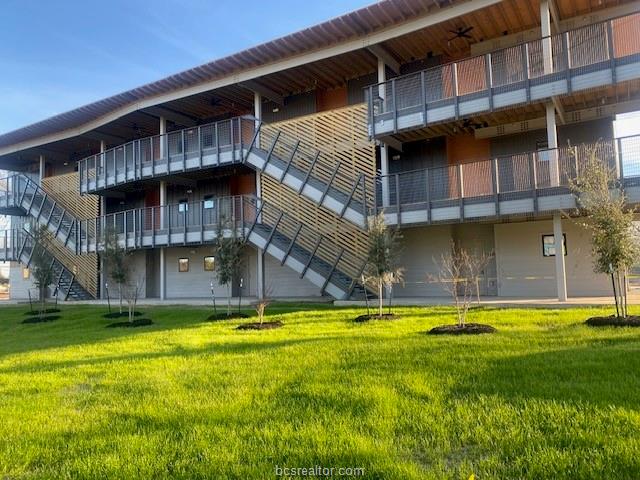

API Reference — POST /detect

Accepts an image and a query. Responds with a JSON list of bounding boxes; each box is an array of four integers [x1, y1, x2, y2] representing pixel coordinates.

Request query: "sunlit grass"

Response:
[[0, 303, 639, 479]]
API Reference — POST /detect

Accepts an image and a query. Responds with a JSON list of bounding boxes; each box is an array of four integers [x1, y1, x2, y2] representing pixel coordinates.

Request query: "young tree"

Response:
[[215, 217, 243, 316], [122, 276, 143, 323], [102, 226, 131, 314], [29, 225, 55, 319], [431, 242, 493, 328], [362, 212, 404, 318], [570, 144, 638, 318]]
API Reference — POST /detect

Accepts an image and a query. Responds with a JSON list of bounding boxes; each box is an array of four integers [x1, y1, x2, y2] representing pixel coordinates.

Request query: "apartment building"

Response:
[[1, 0, 639, 301]]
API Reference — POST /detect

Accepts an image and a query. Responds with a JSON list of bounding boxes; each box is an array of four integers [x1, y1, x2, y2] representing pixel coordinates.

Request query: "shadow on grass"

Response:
[[0, 335, 346, 374], [452, 336, 640, 409]]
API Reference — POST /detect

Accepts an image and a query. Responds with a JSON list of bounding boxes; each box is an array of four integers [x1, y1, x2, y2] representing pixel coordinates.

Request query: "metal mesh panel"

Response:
[[569, 22, 608, 68], [457, 56, 487, 96], [491, 44, 526, 87], [167, 132, 183, 156]]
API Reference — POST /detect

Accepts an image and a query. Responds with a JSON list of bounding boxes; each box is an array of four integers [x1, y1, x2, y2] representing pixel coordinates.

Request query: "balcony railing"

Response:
[[77, 116, 257, 194], [377, 134, 640, 225], [366, 12, 640, 136]]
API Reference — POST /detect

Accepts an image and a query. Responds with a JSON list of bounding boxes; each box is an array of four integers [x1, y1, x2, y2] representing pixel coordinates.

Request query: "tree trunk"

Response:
[[227, 284, 231, 316], [118, 284, 123, 314], [378, 281, 383, 318]]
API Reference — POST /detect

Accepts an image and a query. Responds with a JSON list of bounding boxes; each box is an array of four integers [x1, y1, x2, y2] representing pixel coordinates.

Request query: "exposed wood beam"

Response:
[[239, 80, 284, 105], [367, 44, 401, 74], [552, 97, 566, 125], [548, 0, 561, 32], [378, 135, 403, 152], [142, 106, 198, 127]]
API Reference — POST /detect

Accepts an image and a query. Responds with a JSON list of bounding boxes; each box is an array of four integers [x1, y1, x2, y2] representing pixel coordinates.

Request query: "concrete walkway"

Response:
[[336, 296, 640, 308], [0, 295, 635, 308]]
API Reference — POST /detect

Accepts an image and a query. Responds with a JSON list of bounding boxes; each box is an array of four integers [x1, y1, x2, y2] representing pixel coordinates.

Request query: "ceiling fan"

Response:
[[448, 25, 474, 42]]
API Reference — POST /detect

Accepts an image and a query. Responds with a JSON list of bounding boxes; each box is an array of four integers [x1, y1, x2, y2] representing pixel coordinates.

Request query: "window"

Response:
[[178, 258, 189, 272], [22, 267, 30, 279], [204, 256, 215, 271], [542, 234, 567, 257], [178, 199, 189, 213], [203, 195, 215, 210]]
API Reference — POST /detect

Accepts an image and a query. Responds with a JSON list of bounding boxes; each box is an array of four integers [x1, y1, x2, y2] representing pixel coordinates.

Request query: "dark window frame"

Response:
[[542, 234, 567, 257]]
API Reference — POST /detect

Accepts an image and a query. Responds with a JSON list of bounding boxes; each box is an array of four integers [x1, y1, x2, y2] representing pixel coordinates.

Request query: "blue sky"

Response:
[[0, 0, 373, 134]]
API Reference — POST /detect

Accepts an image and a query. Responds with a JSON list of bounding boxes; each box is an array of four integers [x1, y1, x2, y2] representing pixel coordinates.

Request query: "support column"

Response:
[[159, 180, 167, 301], [541, 0, 560, 187], [553, 214, 567, 301], [254, 91, 265, 300], [159, 116, 167, 160], [99, 141, 107, 299], [38, 155, 45, 184], [377, 58, 390, 208]]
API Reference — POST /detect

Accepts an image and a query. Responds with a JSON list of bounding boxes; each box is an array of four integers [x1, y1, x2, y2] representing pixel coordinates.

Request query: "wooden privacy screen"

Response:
[[260, 104, 376, 280], [42, 172, 99, 297]]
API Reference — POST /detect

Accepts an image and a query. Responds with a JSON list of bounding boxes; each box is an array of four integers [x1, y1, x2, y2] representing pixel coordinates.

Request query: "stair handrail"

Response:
[[244, 116, 378, 223]]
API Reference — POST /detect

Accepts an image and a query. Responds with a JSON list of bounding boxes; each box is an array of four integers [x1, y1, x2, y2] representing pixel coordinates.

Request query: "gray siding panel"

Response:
[[490, 118, 614, 157], [262, 91, 316, 123]]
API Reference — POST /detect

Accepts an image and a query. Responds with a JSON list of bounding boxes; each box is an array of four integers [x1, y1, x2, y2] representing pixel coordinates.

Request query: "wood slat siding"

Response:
[[41, 172, 99, 297], [42, 172, 99, 219], [260, 104, 376, 281]]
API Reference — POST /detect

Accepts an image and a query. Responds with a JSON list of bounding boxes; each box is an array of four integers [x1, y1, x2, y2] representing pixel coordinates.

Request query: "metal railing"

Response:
[[365, 12, 640, 135], [77, 116, 256, 193], [76, 194, 363, 295], [377, 134, 640, 222], [252, 121, 377, 223]]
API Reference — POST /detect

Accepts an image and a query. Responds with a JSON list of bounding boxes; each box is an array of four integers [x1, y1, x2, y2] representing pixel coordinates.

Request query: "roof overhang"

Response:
[[0, 0, 501, 158]]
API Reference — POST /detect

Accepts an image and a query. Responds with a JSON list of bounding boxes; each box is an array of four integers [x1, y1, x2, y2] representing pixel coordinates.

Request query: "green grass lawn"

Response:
[[1, 303, 639, 479]]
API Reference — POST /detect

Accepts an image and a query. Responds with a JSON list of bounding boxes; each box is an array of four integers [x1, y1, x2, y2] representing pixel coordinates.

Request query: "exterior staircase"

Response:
[[0, 174, 95, 300], [244, 120, 374, 229], [0, 228, 92, 300]]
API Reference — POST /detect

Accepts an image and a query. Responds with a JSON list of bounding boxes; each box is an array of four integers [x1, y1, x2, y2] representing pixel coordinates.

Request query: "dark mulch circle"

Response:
[[106, 319, 154, 328], [427, 323, 497, 335], [207, 312, 250, 321], [22, 315, 60, 324], [103, 311, 143, 319], [24, 308, 60, 316], [354, 313, 401, 323], [585, 315, 640, 327], [236, 321, 283, 330]]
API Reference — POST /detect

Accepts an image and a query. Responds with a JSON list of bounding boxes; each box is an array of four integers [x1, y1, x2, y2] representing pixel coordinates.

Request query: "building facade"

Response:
[[1, 0, 639, 301]]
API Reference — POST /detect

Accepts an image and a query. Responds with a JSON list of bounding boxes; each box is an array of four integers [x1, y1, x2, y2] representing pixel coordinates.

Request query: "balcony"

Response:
[[366, 12, 640, 137], [378, 134, 640, 226], [75, 195, 365, 300], [78, 116, 256, 194]]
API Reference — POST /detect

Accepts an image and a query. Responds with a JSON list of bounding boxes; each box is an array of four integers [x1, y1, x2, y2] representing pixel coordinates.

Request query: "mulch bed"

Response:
[[236, 321, 283, 330], [207, 312, 250, 321], [585, 315, 640, 327], [103, 311, 143, 319], [106, 319, 154, 328], [24, 308, 60, 316], [354, 313, 401, 323], [22, 315, 60, 324], [427, 323, 497, 335]]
